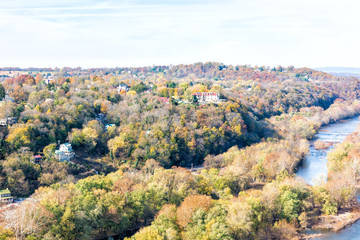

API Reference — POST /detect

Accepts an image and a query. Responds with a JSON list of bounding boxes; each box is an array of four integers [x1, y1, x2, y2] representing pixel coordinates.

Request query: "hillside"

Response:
[[1, 63, 360, 239]]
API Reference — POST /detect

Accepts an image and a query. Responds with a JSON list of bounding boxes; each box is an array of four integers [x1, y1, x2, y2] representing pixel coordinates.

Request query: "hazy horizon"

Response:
[[1, 64, 360, 71]]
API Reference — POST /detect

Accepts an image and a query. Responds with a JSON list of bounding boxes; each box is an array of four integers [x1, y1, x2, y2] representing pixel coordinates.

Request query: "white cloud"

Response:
[[1, 0, 360, 68]]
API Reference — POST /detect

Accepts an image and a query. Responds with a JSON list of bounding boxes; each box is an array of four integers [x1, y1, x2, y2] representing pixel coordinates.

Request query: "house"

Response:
[[0, 189, 14, 204], [60, 143, 73, 152], [33, 155, 42, 164], [96, 113, 107, 123], [105, 124, 115, 131], [7, 117, 17, 125], [2, 95, 14, 103], [55, 143, 75, 161], [146, 84, 154, 93], [192, 92, 220, 103], [118, 84, 129, 93], [159, 97, 170, 104], [0, 119, 7, 127], [0, 117, 17, 127], [44, 77, 54, 85]]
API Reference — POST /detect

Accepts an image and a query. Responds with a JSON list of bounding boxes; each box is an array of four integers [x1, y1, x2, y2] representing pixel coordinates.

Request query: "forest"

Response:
[[1, 63, 360, 239]]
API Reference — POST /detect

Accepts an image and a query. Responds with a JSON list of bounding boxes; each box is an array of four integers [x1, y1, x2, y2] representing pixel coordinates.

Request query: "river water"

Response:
[[295, 115, 360, 239], [297, 116, 360, 185]]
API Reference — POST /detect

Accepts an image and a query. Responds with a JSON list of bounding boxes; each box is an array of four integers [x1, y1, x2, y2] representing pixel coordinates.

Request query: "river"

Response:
[[297, 116, 360, 185], [295, 115, 360, 239]]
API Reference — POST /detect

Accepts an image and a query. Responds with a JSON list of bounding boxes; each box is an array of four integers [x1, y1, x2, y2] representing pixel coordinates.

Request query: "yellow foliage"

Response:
[[191, 84, 208, 93], [127, 90, 137, 97], [6, 125, 32, 149], [127, 226, 164, 240]]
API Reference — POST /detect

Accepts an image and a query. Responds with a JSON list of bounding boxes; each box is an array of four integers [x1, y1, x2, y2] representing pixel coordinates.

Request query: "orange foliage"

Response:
[[113, 178, 134, 194], [176, 195, 212, 228]]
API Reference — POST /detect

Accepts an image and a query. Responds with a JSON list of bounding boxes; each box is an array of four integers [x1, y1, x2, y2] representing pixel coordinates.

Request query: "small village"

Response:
[[1, 61, 360, 239], [0, 86, 225, 209], [0, 141, 76, 209]]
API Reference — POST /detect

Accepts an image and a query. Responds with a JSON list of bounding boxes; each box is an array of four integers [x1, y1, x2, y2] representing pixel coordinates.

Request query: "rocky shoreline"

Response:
[[300, 206, 360, 239]]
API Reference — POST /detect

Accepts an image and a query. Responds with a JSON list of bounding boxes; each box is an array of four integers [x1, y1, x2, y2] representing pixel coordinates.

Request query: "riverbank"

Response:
[[312, 207, 360, 232], [292, 114, 360, 239], [299, 206, 360, 239], [316, 207, 360, 230]]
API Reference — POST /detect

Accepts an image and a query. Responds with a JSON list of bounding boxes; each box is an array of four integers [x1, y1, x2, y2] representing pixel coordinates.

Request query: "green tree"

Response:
[[128, 226, 163, 240], [59, 207, 77, 240], [0, 225, 14, 240], [43, 143, 57, 160], [280, 190, 302, 221], [0, 83, 5, 101], [131, 82, 147, 93], [192, 95, 198, 104], [183, 205, 233, 240]]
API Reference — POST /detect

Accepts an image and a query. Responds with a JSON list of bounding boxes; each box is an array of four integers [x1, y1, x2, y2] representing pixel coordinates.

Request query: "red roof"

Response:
[[159, 97, 170, 102], [33, 155, 42, 158]]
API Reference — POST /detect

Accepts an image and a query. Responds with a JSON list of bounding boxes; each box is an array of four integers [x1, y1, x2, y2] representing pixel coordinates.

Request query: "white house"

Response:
[[44, 77, 54, 85], [55, 143, 75, 161], [118, 84, 129, 93], [60, 143, 73, 152], [192, 92, 220, 103], [0, 119, 7, 127], [0, 117, 17, 127]]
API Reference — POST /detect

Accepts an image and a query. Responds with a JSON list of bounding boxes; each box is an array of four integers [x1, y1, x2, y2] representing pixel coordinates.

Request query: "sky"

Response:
[[1, 0, 360, 68]]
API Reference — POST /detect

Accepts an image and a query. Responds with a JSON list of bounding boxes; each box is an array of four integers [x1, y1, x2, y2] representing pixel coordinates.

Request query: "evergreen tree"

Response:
[[0, 83, 5, 100]]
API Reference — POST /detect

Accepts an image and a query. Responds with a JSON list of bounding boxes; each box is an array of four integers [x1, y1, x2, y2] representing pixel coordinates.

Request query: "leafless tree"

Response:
[[3, 199, 54, 239]]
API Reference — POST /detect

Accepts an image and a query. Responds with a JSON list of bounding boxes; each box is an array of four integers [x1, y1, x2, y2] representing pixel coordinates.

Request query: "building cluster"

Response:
[[55, 143, 75, 162], [157, 92, 222, 105], [0, 117, 17, 127], [29, 144, 74, 165], [192, 92, 220, 103]]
